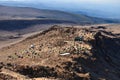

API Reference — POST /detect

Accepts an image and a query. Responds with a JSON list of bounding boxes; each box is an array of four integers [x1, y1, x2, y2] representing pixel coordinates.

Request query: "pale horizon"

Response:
[[0, 0, 120, 19]]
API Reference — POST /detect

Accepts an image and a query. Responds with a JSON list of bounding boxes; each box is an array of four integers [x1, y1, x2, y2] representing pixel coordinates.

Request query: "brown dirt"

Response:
[[0, 24, 120, 80]]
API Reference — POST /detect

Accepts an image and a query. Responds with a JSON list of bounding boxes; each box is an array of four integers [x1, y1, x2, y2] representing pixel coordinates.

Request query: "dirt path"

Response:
[[0, 68, 27, 80], [0, 68, 58, 80], [0, 31, 42, 49]]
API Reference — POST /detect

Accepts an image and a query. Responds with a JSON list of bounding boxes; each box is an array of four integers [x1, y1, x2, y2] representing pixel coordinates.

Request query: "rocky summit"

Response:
[[0, 25, 120, 80]]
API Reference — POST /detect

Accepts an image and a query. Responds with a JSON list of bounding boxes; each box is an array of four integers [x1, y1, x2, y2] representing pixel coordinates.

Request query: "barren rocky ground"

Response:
[[0, 24, 120, 80]]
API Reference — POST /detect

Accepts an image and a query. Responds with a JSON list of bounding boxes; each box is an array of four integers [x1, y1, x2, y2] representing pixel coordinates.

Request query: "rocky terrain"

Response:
[[0, 5, 119, 51], [0, 25, 120, 80]]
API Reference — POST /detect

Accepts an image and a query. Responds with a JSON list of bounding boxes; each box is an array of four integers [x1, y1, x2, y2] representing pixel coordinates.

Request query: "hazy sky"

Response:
[[0, 0, 120, 8], [0, 0, 120, 19], [0, 0, 119, 4], [0, 0, 119, 10]]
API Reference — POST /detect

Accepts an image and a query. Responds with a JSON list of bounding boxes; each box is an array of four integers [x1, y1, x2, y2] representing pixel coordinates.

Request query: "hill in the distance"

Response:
[[0, 5, 117, 24], [0, 5, 119, 47]]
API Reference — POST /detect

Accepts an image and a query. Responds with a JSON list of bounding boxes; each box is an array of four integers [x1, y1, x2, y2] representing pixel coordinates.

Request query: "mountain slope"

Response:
[[0, 5, 90, 23], [0, 5, 115, 24], [0, 25, 120, 80]]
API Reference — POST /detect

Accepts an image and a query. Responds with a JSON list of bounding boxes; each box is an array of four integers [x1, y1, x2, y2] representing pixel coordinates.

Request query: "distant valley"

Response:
[[0, 5, 119, 48], [0, 5, 118, 32]]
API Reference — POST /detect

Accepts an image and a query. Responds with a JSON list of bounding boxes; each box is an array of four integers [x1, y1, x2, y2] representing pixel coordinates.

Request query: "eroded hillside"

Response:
[[0, 25, 120, 80]]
